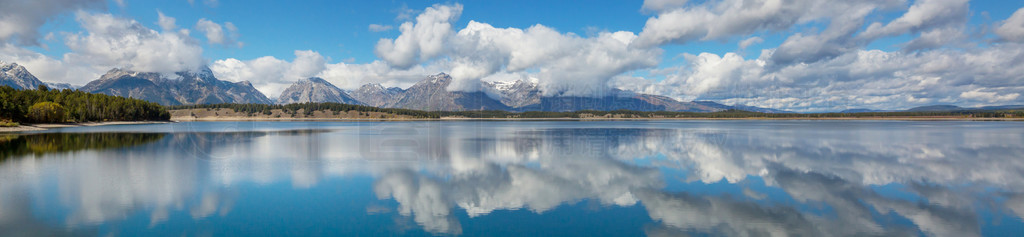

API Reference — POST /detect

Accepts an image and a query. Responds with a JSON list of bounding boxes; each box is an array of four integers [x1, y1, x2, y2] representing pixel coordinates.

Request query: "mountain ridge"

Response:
[[277, 77, 362, 105]]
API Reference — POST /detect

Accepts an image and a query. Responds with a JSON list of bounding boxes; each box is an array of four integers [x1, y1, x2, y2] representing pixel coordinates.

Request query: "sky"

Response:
[[1, 0, 1024, 112]]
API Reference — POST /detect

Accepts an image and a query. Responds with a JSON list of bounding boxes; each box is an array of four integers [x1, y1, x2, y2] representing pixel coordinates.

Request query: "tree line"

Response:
[[0, 85, 171, 124]]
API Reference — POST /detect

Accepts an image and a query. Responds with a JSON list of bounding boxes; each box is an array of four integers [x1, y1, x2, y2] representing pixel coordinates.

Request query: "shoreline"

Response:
[[0, 121, 172, 133], [1, 116, 1018, 133]]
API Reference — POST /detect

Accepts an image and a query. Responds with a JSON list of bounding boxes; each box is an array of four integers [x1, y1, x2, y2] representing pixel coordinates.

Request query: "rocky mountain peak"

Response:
[[99, 68, 154, 81], [358, 83, 385, 91], [175, 66, 218, 82], [1, 61, 45, 90], [351, 83, 405, 108], [423, 72, 452, 85], [277, 77, 361, 105]]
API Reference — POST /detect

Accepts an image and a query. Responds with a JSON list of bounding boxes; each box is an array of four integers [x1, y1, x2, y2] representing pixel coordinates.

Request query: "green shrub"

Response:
[[27, 102, 65, 123], [0, 120, 17, 127]]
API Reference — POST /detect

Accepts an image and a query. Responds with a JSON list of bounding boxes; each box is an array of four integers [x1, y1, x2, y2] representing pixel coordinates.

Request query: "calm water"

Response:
[[1, 121, 1023, 236]]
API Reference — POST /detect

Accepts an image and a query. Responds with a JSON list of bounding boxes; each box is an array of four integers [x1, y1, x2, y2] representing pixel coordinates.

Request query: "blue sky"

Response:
[[3, 0, 1024, 112]]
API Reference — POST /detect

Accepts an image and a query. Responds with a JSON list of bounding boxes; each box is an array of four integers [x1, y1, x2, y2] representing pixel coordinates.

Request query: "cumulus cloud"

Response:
[[996, 7, 1024, 42], [211, 51, 310, 98], [0, 0, 105, 46], [650, 44, 1024, 111], [0, 43, 97, 85], [368, 24, 393, 32], [196, 18, 242, 47], [375, 4, 660, 96], [1, 11, 207, 84], [375, 4, 462, 69], [63, 12, 204, 74]]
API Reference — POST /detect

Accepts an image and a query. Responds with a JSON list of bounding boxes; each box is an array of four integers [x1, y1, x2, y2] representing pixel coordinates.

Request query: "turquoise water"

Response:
[[1, 121, 1023, 236]]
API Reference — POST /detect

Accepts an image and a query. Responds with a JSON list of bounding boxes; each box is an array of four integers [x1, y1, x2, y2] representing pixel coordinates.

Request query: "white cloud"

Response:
[[631, 0, 917, 49], [0, 11, 205, 85], [209, 50, 434, 98], [960, 89, 1021, 102], [320, 60, 439, 90], [640, 0, 689, 13], [196, 18, 242, 47], [0, 43, 96, 85], [63, 12, 204, 75], [0, 0, 105, 45], [634, 0, 835, 48], [157, 10, 177, 32], [368, 24, 393, 32], [996, 7, 1024, 42], [375, 3, 463, 69], [375, 4, 660, 96], [737, 37, 763, 50], [860, 0, 970, 40], [650, 44, 1024, 111]]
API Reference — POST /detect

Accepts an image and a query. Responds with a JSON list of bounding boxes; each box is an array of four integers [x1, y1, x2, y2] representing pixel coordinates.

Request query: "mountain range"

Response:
[[79, 67, 271, 105], [0, 61, 792, 112]]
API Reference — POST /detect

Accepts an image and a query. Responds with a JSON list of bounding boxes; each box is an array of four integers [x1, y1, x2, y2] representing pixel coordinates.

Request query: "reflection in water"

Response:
[[0, 121, 1022, 236], [0, 133, 165, 161]]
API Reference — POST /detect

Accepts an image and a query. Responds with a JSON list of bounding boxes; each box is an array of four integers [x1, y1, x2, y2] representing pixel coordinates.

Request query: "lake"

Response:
[[1, 121, 1022, 236]]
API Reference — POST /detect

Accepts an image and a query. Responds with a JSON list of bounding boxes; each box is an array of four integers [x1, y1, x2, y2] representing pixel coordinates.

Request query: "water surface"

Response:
[[1, 121, 1023, 236]]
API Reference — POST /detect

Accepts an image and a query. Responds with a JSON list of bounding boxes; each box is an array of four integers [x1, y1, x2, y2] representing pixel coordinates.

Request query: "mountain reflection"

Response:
[[0, 121, 1021, 236]]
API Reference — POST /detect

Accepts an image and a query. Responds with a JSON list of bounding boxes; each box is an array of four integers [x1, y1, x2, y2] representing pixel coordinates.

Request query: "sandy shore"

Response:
[[171, 116, 434, 122], [0, 121, 172, 133]]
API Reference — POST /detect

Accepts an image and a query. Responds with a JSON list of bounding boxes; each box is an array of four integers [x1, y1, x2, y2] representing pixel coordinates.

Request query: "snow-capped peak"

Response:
[[427, 72, 451, 84]]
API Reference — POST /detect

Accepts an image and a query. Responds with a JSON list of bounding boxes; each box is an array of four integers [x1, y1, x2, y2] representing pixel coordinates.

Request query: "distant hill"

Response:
[[693, 101, 791, 113], [906, 105, 964, 112]]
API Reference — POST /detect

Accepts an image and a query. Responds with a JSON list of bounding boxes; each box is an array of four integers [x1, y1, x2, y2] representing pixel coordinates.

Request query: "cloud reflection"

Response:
[[0, 121, 1020, 236]]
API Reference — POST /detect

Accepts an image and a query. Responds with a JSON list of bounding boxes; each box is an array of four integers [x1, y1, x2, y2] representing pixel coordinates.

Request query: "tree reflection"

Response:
[[0, 133, 166, 161]]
